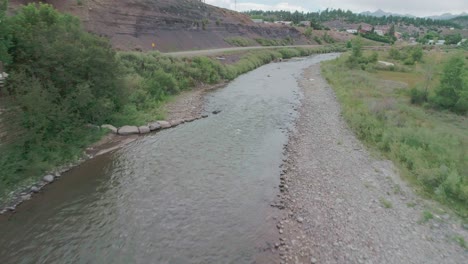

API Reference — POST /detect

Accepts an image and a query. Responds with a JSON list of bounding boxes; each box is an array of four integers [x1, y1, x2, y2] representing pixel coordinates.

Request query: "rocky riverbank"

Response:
[[0, 82, 225, 215], [272, 64, 468, 263]]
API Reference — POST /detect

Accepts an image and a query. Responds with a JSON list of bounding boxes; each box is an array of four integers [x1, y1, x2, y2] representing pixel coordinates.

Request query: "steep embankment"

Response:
[[9, 0, 309, 51]]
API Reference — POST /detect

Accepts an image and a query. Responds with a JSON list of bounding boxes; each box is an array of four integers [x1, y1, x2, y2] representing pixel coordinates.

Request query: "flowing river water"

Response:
[[0, 54, 339, 263]]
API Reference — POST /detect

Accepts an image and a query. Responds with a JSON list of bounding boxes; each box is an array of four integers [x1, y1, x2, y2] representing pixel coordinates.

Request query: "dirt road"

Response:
[[163, 45, 387, 57], [275, 64, 468, 263], [163, 45, 320, 57]]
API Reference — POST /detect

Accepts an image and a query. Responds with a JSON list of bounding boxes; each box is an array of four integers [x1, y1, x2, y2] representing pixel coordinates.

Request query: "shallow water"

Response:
[[0, 54, 339, 264]]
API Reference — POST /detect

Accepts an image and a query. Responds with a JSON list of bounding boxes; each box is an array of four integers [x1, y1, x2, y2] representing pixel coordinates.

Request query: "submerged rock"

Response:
[[212, 110, 222, 115], [118, 126, 139, 135], [43, 175, 55, 183]]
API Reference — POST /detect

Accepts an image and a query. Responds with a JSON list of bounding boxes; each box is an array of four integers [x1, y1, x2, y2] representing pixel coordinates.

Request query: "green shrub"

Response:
[[409, 87, 428, 105], [431, 55, 467, 114]]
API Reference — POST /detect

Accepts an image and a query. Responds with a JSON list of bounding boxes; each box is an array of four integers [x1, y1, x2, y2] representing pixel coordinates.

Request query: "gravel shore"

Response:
[[276, 64, 468, 264]]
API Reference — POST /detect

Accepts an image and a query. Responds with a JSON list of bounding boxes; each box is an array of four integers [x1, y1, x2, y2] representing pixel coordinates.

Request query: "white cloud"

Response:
[[205, 0, 309, 12]]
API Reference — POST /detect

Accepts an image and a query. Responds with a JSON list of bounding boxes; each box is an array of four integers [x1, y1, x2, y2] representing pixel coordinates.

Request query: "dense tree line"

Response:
[[245, 9, 461, 29]]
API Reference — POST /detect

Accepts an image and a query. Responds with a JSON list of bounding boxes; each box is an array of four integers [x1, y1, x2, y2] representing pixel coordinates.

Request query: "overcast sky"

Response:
[[205, 0, 468, 17]]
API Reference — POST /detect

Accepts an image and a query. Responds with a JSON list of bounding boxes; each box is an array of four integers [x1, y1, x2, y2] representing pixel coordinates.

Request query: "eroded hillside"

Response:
[[10, 0, 308, 51]]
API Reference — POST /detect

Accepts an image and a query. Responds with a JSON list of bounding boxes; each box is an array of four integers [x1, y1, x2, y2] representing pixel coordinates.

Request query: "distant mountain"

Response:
[[449, 16, 468, 28], [360, 9, 415, 18], [427, 12, 468, 20], [361, 9, 468, 20]]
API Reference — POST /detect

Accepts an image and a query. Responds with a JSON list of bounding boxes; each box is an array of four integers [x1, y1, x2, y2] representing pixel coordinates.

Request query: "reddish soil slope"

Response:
[[10, 0, 309, 51]]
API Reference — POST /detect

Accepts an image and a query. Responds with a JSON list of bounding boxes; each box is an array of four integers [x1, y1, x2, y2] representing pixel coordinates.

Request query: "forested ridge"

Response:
[[245, 9, 462, 29]]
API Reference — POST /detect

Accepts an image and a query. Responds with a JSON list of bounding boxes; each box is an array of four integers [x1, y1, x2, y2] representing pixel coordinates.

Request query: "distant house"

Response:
[[374, 30, 384, 36], [252, 19, 264, 24], [346, 29, 358, 34], [275, 21, 293, 26], [427, 40, 435, 45], [436, 40, 446, 45], [457, 39, 467, 46], [299, 21, 311, 27], [394, 32, 402, 39]]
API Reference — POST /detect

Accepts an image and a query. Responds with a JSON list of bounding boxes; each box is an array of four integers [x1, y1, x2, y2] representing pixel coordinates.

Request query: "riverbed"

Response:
[[0, 54, 339, 263]]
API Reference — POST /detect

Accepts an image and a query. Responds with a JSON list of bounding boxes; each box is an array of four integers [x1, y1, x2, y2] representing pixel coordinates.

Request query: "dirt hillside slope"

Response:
[[9, 0, 309, 51]]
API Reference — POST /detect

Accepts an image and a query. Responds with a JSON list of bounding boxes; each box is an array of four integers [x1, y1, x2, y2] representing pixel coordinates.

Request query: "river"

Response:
[[0, 54, 339, 263]]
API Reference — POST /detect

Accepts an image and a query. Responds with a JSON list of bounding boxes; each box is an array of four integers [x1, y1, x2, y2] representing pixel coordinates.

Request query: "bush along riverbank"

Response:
[[0, 3, 346, 212], [321, 46, 468, 218]]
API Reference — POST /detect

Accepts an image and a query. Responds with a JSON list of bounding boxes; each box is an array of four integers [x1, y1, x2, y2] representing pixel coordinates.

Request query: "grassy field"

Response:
[[322, 49, 468, 217]]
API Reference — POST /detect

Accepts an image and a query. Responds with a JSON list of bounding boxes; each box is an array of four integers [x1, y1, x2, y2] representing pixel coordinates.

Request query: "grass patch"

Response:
[[419, 210, 434, 223], [452, 235, 467, 249], [224, 37, 257, 47], [379, 197, 393, 208]]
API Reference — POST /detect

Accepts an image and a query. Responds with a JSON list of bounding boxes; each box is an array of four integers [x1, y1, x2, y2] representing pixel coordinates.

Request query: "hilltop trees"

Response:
[[244, 9, 461, 28]]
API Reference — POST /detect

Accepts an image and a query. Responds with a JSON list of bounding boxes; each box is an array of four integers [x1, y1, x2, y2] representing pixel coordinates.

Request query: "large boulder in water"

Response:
[[118, 126, 139, 135]]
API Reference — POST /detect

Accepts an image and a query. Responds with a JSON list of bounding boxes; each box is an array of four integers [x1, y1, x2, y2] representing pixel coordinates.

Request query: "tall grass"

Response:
[[322, 55, 468, 217]]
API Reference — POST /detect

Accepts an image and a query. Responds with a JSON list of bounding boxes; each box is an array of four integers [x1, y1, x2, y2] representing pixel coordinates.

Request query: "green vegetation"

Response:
[[0, 3, 123, 196], [0, 0, 11, 64], [346, 37, 378, 69], [322, 48, 468, 217], [0, 2, 347, 200], [254, 37, 294, 46], [431, 55, 468, 114], [224, 37, 257, 47], [379, 197, 393, 208], [420, 210, 434, 223], [445, 33, 462, 45], [452, 235, 467, 249]]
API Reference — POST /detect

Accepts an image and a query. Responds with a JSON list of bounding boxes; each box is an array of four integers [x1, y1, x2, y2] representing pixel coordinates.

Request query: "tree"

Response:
[[7, 3, 124, 126], [0, 0, 11, 65], [387, 24, 396, 40], [445, 33, 462, 45], [432, 55, 467, 114]]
